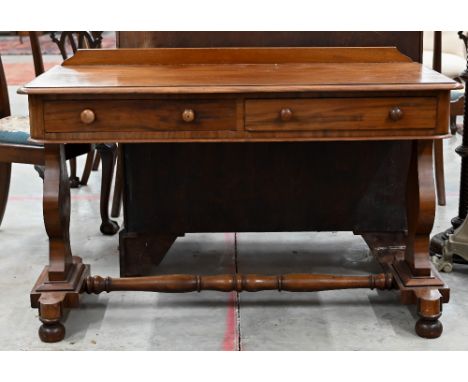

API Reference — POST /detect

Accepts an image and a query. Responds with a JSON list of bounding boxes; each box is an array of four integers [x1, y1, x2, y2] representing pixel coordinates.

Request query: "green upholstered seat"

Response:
[[0, 116, 42, 146], [451, 88, 465, 102]]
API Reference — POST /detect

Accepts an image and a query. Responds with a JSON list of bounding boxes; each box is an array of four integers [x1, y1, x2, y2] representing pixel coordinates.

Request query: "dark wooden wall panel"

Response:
[[117, 32, 423, 62], [123, 141, 410, 234]]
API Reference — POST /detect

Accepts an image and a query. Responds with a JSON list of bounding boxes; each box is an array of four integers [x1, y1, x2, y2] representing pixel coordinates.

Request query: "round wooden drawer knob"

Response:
[[80, 109, 96, 124], [182, 109, 195, 123], [389, 107, 403, 121], [280, 108, 293, 121]]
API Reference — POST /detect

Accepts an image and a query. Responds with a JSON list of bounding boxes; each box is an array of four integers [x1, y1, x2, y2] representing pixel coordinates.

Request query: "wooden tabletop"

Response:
[[20, 47, 460, 95]]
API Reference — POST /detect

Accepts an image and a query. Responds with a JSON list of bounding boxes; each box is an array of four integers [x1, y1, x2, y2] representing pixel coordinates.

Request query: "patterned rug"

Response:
[[0, 32, 116, 55]]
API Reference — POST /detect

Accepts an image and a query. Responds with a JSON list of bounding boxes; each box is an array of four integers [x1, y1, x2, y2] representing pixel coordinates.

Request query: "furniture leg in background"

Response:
[[432, 32, 446, 206], [0, 162, 11, 226], [96, 143, 119, 235], [111, 144, 123, 218], [92, 151, 101, 171], [434, 139, 446, 206], [79, 150, 96, 186], [68, 157, 80, 188]]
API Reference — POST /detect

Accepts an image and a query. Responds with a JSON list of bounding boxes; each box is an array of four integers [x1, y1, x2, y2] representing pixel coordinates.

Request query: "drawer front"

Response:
[[245, 97, 437, 132], [43, 99, 237, 133]]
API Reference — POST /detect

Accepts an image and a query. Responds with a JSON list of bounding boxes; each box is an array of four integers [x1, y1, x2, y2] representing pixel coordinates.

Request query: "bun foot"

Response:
[[414, 288, 444, 339], [100, 219, 120, 235], [415, 317, 443, 339], [39, 320, 65, 343]]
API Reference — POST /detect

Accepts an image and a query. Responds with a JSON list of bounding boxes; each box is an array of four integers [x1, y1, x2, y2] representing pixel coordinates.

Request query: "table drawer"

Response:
[[245, 97, 437, 132], [43, 99, 237, 133]]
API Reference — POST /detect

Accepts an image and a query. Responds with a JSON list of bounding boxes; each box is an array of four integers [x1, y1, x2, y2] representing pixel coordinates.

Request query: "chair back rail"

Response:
[[433, 31, 442, 73], [29, 32, 45, 77], [50, 31, 103, 60]]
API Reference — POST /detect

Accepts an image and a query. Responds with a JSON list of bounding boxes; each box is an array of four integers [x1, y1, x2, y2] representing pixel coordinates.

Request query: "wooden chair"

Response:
[[0, 48, 119, 234]]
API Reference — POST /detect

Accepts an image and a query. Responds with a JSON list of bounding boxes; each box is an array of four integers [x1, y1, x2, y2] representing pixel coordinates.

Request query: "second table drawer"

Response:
[[245, 97, 437, 131], [43, 99, 237, 133]]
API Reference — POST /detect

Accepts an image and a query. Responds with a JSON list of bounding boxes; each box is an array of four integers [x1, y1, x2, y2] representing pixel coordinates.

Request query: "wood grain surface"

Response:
[[245, 97, 437, 131], [43, 99, 238, 133], [20, 48, 459, 95]]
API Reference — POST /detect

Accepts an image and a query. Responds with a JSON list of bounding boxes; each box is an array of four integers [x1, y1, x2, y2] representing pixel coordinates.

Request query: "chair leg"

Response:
[[68, 158, 80, 188], [80, 150, 95, 186], [34, 165, 44, 180], [0, 162, 12, 228], [450, 115, 458, 135], [434, 140, 446, 206], [92, 152, 101, 171], [96, 144, 119, 235], [111, 146, 123, 218]]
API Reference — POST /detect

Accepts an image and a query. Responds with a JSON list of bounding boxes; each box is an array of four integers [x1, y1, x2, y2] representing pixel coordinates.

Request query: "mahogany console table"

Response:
[[21, 47, 459, 342]]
